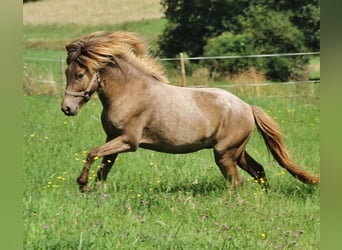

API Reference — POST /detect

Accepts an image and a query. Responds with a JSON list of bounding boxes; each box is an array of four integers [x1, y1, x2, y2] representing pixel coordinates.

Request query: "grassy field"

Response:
[[23, 0, 163, 26], [23, 91, 320, 249], [23, 1, 319, 248]]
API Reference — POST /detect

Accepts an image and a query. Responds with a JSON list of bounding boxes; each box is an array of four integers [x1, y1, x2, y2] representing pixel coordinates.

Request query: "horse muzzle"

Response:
[[61, 99, 80, 116], [61, 106, 78, 116]]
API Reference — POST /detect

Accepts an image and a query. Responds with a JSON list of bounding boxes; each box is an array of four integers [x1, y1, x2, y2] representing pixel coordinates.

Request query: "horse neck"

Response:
[[97, 66, 152, 109]]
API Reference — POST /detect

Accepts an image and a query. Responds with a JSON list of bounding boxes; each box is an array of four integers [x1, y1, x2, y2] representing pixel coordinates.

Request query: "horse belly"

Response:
[[139, 139, 213, 154], [140, 118, 214, 154]]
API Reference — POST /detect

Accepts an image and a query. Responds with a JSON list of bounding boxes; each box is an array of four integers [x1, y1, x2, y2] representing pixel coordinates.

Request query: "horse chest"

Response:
[[101, 109, 126, 135]]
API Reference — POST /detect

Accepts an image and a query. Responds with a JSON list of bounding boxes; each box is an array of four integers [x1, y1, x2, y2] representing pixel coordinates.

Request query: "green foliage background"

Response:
[[159, 0, 320, 81]]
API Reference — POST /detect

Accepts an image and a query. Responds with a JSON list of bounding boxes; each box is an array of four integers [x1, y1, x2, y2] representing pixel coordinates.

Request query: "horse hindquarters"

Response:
[[211, 101, 257, 188]]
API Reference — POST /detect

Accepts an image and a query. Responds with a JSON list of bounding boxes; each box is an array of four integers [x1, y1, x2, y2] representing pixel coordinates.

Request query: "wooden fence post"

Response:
[[179, 52, 186, 87]]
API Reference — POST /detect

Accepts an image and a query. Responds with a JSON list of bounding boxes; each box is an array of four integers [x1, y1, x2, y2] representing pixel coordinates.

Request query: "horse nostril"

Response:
[[61, 106, 71, 115]]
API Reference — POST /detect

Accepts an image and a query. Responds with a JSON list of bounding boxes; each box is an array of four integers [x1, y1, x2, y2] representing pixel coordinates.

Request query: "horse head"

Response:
[[61, 62, 100, 116], [61, 31, 168, 116]]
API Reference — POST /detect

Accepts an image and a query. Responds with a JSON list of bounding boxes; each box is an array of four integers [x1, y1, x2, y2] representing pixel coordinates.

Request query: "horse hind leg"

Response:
[[237, 150, 269, 190], [213, 150, 244, 188]]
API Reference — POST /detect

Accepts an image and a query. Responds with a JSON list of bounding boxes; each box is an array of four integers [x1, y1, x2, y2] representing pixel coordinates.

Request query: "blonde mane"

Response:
[[65, 31, 168, 83]]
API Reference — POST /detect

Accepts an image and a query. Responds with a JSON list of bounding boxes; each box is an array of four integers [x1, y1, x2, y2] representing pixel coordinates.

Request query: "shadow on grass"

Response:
[[93, 175, 319, 199], [154, 178, 237, 197], [162, 176, 320, 199], [267, 180, 320, 199]]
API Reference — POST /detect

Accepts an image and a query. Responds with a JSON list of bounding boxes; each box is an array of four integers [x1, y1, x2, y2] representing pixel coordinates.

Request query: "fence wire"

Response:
[[23, 51, 320, 97]]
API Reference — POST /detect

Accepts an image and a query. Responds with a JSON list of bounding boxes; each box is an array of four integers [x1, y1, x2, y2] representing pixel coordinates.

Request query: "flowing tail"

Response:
[[251, 106, 320, 184]]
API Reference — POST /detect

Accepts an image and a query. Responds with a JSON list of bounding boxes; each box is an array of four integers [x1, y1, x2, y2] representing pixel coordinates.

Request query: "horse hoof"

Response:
[[258, 178, 269, 192], [77, 176, 88, 185], [79, 185, 91, 193], [94, 181, 108, 192], [261, 183, 269, 193]]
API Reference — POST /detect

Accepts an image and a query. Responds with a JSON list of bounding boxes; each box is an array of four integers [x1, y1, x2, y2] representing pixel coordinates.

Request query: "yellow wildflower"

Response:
[[261, 233, 266, 239]]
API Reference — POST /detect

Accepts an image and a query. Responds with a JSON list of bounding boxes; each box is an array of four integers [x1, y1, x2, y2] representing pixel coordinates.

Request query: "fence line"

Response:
[[23, 51, 320, 93], [23, 51, 320, 63], [218, 80, 320, 88], [24, 57, 62, 62], [28, 77, 320, 89], [158, 52, 320, 61], [29, 79, 56, 84]]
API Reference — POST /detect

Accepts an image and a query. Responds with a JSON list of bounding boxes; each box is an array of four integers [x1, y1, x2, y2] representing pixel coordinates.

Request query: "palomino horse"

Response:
[[61, 31, 319, 192]]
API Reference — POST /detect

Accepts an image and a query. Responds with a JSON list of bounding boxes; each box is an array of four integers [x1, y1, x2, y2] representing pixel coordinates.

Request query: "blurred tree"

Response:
[[159, 0, 319, 81], [249, 0, 320, 50], [158, 0, 249, 58]]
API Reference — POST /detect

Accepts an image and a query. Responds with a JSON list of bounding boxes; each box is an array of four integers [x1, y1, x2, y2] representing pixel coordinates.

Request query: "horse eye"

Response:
[[76, 73, 84, 79]]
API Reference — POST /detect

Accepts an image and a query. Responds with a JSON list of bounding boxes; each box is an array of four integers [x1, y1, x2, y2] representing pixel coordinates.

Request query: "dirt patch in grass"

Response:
[[23, 0, 164, 25], [307, 62, 320, 73]]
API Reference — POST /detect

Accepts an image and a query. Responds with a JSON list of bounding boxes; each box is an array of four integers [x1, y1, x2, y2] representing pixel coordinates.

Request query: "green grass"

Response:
[[23, 90, 320, 249], [23, 19, 167, 52]]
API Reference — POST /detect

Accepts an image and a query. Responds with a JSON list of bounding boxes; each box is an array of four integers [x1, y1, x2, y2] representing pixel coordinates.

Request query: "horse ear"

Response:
[[111, 55, 117, 65], [80, 44, 88, 54]]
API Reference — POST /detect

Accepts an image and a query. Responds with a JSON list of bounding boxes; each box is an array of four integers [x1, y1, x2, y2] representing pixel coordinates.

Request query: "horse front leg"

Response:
[[96, 153, 118, 184], [77, 154, 95, 192], [76, 135, 136, 192]]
